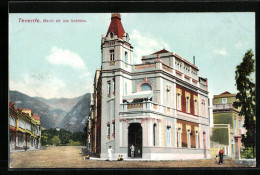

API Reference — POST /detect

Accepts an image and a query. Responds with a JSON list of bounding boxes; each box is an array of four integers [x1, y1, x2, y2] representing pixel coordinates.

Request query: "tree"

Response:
[[70, 132, 85, 144], [59, 129, 72, 145], [233, 49, 256, 157], [50, 135, 61, 146]]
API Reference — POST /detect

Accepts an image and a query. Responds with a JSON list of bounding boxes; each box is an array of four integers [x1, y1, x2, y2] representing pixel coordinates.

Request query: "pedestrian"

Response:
[[117, 155, 123, 161], [215, 155, 219, 164], [107, 146, 113, 161], [130, 145, 135, 158], [219, 148, 224, 165]]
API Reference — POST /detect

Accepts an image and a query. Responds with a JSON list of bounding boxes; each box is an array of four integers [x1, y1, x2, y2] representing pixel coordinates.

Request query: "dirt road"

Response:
[[9, 146, 250, 168]]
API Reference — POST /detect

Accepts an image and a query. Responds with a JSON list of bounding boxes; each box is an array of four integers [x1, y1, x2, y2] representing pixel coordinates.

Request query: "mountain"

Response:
[[9, 90, 91, 132], [60, 93, 91, 133], [35, 96, 82, 112], [9, 91, 67, 129]]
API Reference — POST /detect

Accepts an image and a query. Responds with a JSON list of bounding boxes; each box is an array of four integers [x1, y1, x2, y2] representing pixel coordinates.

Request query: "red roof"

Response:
[[151, 49, 170, 55], [106, 13, 125, 39], [220, 91, 231, 95], [33, 114, 40, 121], [9, 102, 14, 107]]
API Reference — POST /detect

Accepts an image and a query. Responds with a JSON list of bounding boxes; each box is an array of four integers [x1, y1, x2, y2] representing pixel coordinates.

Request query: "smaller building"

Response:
[[85, 68, 102, 157], [210, 91, 245, 158], [9, 102, 42, 151]]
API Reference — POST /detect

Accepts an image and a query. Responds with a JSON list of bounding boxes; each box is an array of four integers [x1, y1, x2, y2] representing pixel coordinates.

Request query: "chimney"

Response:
[[193, 56, 195, 65]]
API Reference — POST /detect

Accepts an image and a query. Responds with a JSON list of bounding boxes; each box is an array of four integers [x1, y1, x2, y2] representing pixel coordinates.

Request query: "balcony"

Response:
[[120, 101, 174, 117], [213, 103, 233, 110]]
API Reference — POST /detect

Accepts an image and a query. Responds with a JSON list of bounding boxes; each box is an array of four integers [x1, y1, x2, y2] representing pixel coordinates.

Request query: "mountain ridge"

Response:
[[9, 90, 90, 132]]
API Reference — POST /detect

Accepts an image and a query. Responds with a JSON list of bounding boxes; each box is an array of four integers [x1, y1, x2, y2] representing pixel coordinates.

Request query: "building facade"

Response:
[[9, 102, 41, 151], [96, 13, 211, 160], [211, 91, 245, 158], [85, 69, 102, 156]]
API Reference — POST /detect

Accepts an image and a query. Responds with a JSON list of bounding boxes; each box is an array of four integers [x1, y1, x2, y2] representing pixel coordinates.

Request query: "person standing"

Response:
[[219, 148, 224, 165], [107, 146, 113, 161], [130, 145, 135, 158]]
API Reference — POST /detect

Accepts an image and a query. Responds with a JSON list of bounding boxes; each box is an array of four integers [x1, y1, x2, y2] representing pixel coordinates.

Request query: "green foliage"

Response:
[[40, 130, 49, 146], [68, 139, 82, 146], [233, 49, 256, 156], [213, 113, 233, 128], [210, 128, 229, 145], [70, 132, 85, 143], [241, 147, 256, 159], [59, 129, 71, 145], [50, 136, 61, 146], [41, 128, 85, 146]]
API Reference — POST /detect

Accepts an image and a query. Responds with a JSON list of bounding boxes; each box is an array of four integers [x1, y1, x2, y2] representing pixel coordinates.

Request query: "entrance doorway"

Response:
[[128, 123, 142, 158]]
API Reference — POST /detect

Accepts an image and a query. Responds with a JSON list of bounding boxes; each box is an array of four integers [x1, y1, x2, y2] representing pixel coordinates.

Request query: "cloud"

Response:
[[130, 29, 170, 64], [46, 46, 86, 69], [10, 73, 66, 99], [235, 41, 243, 48], [213, 48, 227, 55], [10, 72, 94, 99], [80, 72, 91, 79]]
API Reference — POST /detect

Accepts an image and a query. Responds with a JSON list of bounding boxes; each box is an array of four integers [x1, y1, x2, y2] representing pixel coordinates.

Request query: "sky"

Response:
[[9, 13, 255, 99]]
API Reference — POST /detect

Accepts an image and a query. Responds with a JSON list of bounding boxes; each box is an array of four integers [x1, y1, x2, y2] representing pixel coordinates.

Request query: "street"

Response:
[[10, 146, 250, 168]]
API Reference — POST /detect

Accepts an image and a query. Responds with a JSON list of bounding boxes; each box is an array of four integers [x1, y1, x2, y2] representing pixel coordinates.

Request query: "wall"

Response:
[[213, 96, 236, 104], [213, 112, 233, 128], [176, 84, 198, 116], [177, 119, 199, 148], [211, 128, 229, 145]]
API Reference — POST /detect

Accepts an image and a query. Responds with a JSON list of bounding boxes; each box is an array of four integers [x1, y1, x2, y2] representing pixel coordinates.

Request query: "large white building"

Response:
[[100, 13, 211, 160]]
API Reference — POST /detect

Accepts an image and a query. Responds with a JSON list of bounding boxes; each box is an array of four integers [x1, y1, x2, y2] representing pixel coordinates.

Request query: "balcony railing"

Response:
[[120, 101, 174, 116], [213, 104, 233, 110]]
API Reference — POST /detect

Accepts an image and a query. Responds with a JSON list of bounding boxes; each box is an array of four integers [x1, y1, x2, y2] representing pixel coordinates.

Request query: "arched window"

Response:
[[110, 32, 114, 38], [153, 123, 156, 146], [141, 83, 152, 91]]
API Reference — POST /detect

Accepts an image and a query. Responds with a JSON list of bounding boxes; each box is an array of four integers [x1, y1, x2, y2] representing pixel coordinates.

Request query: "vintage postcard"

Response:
[[8, 11, 256, 168]]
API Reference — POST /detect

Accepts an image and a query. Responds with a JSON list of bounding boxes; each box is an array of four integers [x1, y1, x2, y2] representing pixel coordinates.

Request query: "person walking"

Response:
[[219, 148, 224, 165], [130, 145, 135, 158], [107, 146, 113, 161]]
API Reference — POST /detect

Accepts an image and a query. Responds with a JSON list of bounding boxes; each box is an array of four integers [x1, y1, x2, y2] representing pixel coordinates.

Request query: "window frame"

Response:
[[166, 126, 171, 146], [109, 50, 115, 61]]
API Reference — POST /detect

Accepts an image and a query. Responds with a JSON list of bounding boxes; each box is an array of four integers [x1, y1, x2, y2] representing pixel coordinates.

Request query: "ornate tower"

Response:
[[100, 13, 133, 158], [101, 13, 133, 69]]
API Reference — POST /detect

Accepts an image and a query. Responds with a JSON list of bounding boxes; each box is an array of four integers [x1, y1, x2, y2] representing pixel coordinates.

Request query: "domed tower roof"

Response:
[[106, 13, 126, 39]]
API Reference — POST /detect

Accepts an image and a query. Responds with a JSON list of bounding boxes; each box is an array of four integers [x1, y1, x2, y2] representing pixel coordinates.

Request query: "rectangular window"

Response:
[[166, 89, 170, 106], [239, 120, 242, 128], [194, 100, 198, 115], [125, 51, 128, 65], [107, 125, 110, 135], [153, 124, 156, 146], [108, 81, 111, 95], [26, 122, 31, 131], [113, 79, 115, 94], [187, 131, 191, 148], [186, 97, 190, 113], [125, 82, 127, 95], [113, 123, 115, 134], [9, 116, 16, 127], [178, 129, 182, 147], [110, 50, 114, 61], [177, 94, 180, 110], [234, 119, 236, 129], [19, 120, 24, 129], [196, 132, 198, 148], [222, 98, 227, 104], [202, 100, 206, 116], [167, 126, 171, 146]]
